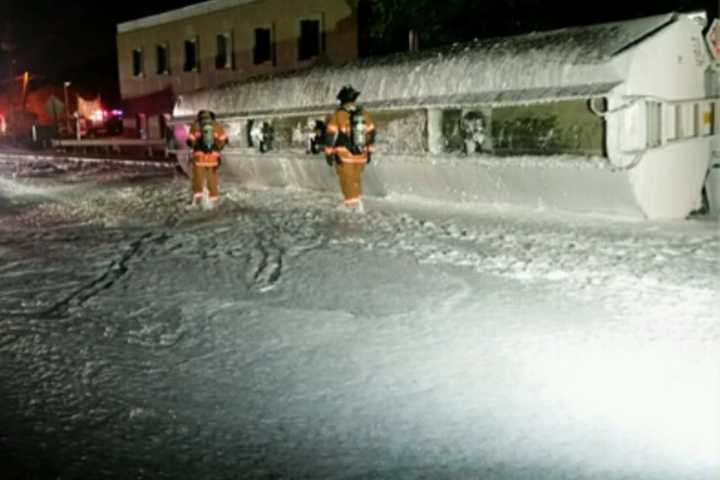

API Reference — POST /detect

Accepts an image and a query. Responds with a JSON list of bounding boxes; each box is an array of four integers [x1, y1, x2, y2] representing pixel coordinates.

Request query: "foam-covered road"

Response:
[[0, 158, 718, 479]]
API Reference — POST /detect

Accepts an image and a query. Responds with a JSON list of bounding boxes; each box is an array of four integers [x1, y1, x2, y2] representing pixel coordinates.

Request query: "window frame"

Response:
[[297, 14, 325, 61], [184, 37, 200, 73], [132, 48, 144, 77], [156, 43, 170, 75], [253, 25, 275, 66], [215, 32, 234, 70]]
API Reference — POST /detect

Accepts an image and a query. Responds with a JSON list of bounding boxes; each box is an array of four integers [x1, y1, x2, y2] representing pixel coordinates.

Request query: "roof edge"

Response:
[[609, 12, 678, 57], [117, 0, 257, 34]]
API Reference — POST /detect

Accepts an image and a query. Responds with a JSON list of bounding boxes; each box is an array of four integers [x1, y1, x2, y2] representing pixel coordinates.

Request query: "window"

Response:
[[216, 33, 233, 69], [254, 27, 273, 65], [156, 44, 169, 74], [132, 48, 144, 77], [184, 38, 199, 72], [298, 18, 322, 61]]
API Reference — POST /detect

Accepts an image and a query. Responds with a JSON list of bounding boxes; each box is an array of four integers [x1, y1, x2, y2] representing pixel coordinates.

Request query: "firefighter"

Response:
[[186, 110, 229, 208], [324, 85, 376, 212]]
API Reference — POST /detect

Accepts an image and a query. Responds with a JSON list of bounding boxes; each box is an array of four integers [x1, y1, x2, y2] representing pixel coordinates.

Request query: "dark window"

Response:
[[132, 49, 144, 76], [184, 39, 198, 72], [156, 44, 169, 74], [254, 28, 272, 65], [298, 19, 321, 61], [216, 33, 233, 69]]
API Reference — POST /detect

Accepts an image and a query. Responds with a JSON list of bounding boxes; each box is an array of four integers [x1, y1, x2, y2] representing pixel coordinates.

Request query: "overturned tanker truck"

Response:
[[170, 12, 720, 219]]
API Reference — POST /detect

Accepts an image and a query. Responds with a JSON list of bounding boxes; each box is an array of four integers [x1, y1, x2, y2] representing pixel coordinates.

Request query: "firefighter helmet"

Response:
[[197, 110, 215, 126], [337, 85, 360, 104]]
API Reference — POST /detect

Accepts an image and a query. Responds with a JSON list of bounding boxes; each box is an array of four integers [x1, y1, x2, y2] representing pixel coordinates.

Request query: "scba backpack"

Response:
[[348, 107, 367, 155]]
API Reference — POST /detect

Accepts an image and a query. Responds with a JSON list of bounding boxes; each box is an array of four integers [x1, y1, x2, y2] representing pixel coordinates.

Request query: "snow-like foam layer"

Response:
[[175, 14, 676, 118], [0, 166, 717, 478]]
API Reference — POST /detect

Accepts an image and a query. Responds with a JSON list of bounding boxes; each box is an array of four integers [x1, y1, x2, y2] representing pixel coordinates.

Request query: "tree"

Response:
[[362, 0, 474, 55], [360, 0, 716, 57]]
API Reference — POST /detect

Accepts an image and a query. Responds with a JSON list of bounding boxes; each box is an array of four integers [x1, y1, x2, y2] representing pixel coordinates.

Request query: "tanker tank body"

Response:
[[170, 12, 718, 220]]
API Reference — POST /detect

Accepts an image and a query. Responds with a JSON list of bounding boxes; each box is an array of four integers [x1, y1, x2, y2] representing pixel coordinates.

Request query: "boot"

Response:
[[204, 196, 220, 211], [188, 194, 202, 209]]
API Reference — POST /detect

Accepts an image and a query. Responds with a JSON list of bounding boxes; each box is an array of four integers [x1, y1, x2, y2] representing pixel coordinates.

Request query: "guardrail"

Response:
[[51, 138, 167, 158], [0, 150, 177, 169]]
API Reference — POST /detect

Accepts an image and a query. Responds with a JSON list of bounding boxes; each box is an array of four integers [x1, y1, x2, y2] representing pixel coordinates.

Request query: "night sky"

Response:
[[0, 0, 200, 103], [0, 0, 716, 106]]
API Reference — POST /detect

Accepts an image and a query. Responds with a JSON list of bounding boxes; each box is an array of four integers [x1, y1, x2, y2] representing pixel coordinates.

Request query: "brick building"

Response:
[[116, 0, 359, 138]]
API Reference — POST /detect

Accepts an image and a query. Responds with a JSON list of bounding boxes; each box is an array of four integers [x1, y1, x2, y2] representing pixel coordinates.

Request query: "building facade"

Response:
[[116, 0, 359, 138]]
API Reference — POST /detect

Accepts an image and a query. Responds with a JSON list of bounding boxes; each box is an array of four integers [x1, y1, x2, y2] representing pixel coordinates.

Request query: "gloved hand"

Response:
[[325, 154, 335, 166]]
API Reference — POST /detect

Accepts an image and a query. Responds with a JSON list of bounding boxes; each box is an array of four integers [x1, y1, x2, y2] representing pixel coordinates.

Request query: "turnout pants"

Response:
[[191, 164, 220, 200], [335, 163, 365, 204]]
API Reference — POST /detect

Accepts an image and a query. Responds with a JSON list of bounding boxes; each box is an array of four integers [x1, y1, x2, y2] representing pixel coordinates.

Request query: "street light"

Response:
[[20, 71, 30, 109], [64, 81, 71, 135]]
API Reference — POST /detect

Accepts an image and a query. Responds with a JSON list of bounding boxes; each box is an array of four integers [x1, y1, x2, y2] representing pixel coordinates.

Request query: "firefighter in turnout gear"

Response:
[[324, 85, 376, 211], [186, 110, 229, 207]]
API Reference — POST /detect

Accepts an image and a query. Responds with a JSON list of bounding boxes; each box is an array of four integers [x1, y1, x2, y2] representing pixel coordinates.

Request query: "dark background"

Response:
[[359, 0, 717, 55], [0, 0, 200, 104], [0, 0, 716, 107]]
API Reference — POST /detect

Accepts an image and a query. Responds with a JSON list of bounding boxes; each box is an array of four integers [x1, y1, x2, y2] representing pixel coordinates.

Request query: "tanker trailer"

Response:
[[170, 12, 718, 219]]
